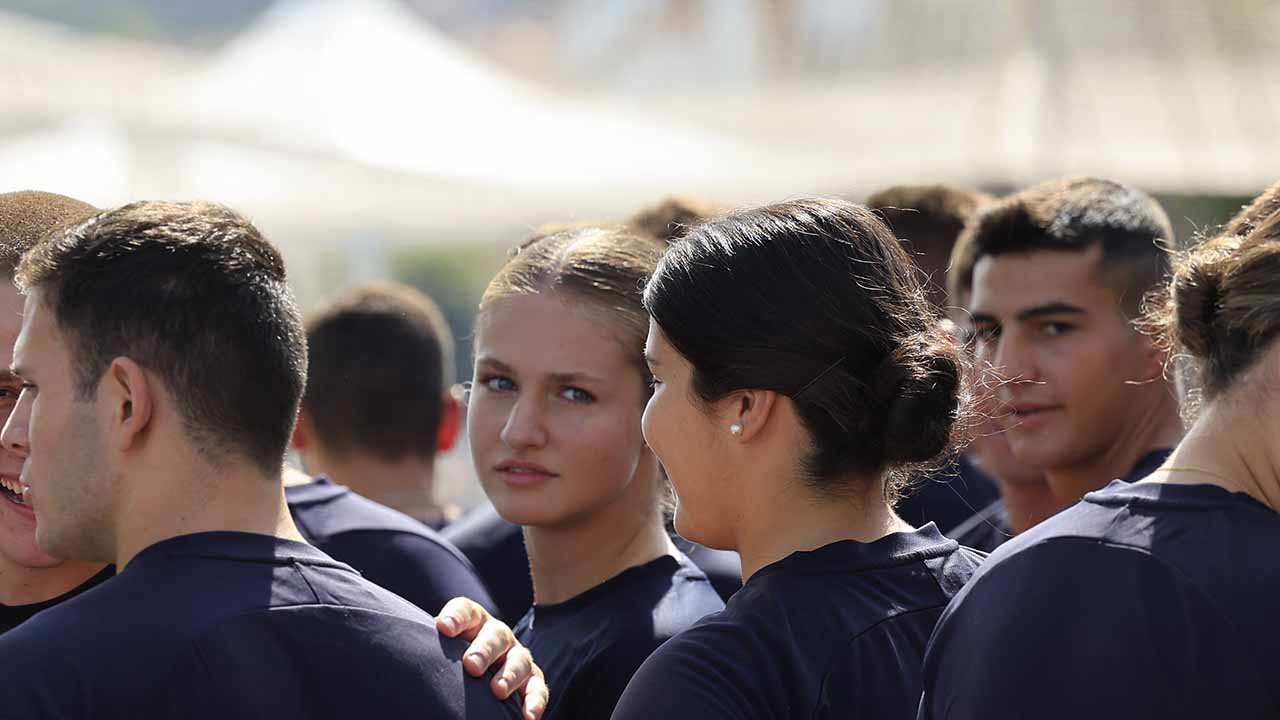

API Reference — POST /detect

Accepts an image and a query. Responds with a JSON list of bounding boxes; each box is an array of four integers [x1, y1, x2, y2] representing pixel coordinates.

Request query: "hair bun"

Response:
[[1170, 257, 1226, 362], [879, 340, 962, 464]]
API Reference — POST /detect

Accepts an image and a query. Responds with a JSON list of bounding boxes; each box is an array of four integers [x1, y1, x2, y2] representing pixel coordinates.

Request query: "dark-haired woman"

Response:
[[466, 226, 724, 719], [918, 184, 1280, 719], [612, 198, 983, 719]]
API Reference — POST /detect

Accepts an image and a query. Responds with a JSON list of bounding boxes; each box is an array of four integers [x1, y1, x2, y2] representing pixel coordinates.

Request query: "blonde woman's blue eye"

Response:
[[484, 377, 515, 392], [561, 387, 594, 403]]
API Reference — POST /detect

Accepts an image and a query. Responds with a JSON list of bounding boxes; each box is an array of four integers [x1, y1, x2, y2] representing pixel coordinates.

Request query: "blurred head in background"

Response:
[[867, 184, 993, 312], [629, 195, 726, 244], [292, 282, 461, 528]]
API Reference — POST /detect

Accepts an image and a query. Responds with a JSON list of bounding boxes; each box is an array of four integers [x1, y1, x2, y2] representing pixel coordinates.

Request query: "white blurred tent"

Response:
[[181, 0, 789, 197], [2, 0, 1277, 236]]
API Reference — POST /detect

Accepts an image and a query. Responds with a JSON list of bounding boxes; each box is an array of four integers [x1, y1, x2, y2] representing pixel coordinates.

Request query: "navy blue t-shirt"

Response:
[[0, 565, 114, 635], [287, 477, 494, 615], [515, 553, 723, 720], [947, 449, 1172, 553], [898, 456, 999, 533], [613, 525, 983, 720], [0, 531, 520, 719], [947, 498, 1010, 553], [444, 502, 534, 624], [674, 536, 742, 600], [919, 480, 1280, 719], [446, 501, 743, 622]]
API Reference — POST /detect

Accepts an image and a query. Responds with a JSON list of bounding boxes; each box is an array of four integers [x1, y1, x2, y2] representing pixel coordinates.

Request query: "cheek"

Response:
[[640, 394, 660, 452], [641, 389, 678, 464], [465, 398, 505, 455]]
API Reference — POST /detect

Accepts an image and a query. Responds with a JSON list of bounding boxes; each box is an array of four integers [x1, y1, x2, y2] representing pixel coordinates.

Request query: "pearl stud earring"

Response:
[[729, 423, 743, 436]]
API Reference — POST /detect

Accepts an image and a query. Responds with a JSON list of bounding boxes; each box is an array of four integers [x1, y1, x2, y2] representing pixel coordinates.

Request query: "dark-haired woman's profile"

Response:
[[919, 183, 1280, 719], [611, 197, 983, 719]]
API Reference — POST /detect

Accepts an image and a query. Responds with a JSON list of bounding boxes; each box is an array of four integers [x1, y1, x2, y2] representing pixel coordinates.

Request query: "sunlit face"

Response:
[[0, 282, 57, 568], [642, 321, 737, 550], [970, 245, 1159, 473], [2, 291, 111, 561], [949, 296, 1043, 487], [468, 293, 657, 529]]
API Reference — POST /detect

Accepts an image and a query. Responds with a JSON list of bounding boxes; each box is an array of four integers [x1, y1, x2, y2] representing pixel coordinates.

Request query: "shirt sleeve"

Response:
[[321, 530, 498, 616], [920, 539, 1250, 720]]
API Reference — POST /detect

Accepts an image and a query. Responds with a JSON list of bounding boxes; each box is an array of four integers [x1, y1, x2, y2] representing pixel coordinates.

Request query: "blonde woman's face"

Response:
[[468, 293, 657, 529]]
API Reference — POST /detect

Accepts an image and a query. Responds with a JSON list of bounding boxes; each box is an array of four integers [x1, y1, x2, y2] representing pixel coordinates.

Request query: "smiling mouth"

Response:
[[0, 476, 29, 506]]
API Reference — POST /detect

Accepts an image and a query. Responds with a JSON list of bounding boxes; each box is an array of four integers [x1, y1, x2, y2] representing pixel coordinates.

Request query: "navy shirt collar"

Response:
[[126, 531, 346, 573], [283, 475, 350, 505], [752, 523, 956, 581], [1087, 477, 1273, 515]]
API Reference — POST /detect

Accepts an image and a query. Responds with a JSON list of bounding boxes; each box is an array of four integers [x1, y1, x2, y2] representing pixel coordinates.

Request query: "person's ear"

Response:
[[722, 389, 778, 443], [291, 408, 313, 451], [105, 357, 154, 453], [436, 393, 461, 453]]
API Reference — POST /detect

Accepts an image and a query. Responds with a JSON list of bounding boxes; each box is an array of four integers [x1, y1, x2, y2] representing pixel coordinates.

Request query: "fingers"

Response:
[[462, 614, 517, 677], [490, 645, 533, 698], [436, 596, 547, 717], [520, 671, 549, 720], [436, 596, 490, 639]]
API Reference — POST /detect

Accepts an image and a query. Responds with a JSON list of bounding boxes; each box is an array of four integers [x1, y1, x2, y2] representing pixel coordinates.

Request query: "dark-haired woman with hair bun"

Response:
[[611, 198, 983, 720], [918, 183, 1280, 720]]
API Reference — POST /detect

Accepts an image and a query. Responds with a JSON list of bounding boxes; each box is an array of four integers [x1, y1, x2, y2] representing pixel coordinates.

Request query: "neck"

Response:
[[306, 452, 455, 526], [115, 454, 305, 570], [735, 472, 911, 581], [1045, 391, 1183, 504], [524, 496, 674, 606], [0, 556, 107, 606], [997, 478, 1063, 534], [1150, 395, 1280, 512]]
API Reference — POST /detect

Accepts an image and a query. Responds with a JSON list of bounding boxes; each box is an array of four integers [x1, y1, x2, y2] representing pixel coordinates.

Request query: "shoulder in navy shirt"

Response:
[[515, 553, 723, 719], [613, 524, 983, 720], [672, 534, 742, 600], [919, 479, 1280, 719], [288, 477, 495, 615], [898, 455, 999, 532], [0, 531, 520, 720], [947, 498, 1010, 553], [443, 501, 534, 624], [946, 448, 1172, 554]]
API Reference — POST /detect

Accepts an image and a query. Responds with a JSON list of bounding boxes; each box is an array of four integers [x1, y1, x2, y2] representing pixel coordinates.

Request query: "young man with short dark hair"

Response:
[[288, 282, 494, 614], [964, 177, 1182, 503], [294, 282, 461, 527], [0, 201, 532, 718], [919, 178, 1186, 718]]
